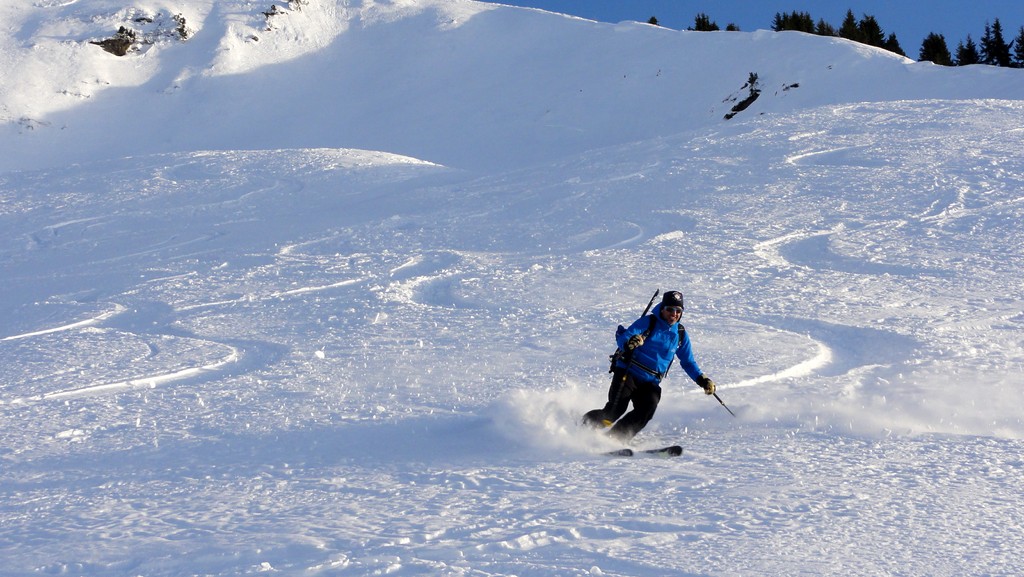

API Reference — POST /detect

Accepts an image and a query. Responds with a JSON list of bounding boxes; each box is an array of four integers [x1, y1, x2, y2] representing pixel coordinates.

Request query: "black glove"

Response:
[[696, 374, 716, 395], [625, 334, 645, 351]]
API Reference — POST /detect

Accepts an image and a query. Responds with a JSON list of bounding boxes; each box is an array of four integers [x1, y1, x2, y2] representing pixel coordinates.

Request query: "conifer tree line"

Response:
[[662, 9, 1024, 68], [771, 9, 905, 56]]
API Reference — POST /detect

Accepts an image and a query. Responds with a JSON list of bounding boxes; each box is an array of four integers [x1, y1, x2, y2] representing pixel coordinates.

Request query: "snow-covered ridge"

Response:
[[3, 0, 1022, 173]]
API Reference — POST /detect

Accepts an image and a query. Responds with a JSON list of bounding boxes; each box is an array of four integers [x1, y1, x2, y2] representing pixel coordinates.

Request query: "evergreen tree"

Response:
[[793, 11, 815, 33], [647, 16, 659, 26], [884, 33, 905, 56], [839, 10, 861, 42], [772, 11, 814, 33], [725, 23, 740, 32], [1013, 26, 1024, 67], [835, 12, 901, 54], [980, 22, 993, 63], [815, 18, 836, 37], [690, 12, 719, 32], [981, 19, 1012, 66], [857, 15, 885, 47], [955, 35, 981, 65], [919, 33, 952, 65]]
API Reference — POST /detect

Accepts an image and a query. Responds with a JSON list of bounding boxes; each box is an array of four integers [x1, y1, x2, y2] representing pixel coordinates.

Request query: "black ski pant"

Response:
[[583, 368, 661, 441]]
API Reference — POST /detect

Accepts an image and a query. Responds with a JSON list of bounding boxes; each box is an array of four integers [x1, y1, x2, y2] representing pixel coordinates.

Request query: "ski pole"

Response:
[[713, 392, 736, 417], [640, 289, 660, 318]]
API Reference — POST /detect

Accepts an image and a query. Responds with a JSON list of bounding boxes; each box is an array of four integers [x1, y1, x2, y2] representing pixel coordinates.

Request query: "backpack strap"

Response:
[[644, 314, 657, 339], [660, 324, 685, 379]]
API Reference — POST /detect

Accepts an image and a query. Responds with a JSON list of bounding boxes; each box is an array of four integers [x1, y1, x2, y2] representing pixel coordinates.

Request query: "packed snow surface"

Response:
[[2, 1, 1023, 576]]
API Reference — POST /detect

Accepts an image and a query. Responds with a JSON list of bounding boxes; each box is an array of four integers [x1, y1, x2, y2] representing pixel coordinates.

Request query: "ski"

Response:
[[644, 444, 683, 457], [602, 445, 682, 458], [603, 448, 634, 457]]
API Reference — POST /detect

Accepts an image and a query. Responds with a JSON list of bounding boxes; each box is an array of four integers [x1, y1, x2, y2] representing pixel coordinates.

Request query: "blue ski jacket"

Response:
[[615, 303, 703, 385]]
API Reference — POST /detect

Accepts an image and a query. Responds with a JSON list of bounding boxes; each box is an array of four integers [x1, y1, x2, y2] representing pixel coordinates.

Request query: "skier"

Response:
[[583, 290, 716, 442]]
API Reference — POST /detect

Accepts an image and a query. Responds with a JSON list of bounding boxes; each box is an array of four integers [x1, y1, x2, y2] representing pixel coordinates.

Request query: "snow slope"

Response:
[[3, 0, 1023, 173], [2, 1, 1024, 576]]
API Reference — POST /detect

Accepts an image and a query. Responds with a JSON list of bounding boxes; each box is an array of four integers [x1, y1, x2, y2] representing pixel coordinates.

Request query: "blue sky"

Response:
[[479, 1, 1024, 52]]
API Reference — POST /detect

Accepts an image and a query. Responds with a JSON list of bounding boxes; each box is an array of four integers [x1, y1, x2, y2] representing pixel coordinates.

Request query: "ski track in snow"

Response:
[[0, 301, 126, 342]]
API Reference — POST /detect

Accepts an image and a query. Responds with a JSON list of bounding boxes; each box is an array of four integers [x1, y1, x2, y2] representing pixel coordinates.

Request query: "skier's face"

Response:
[[661, 306, 682, 322]]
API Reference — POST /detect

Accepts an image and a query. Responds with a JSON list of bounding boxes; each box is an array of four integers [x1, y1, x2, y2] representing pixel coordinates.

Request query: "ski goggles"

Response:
[[663, 306, 683, 314]]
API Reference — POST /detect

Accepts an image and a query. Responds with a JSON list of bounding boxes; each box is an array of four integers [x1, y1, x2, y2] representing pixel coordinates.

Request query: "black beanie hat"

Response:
[[661, 291, 684, 310]]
